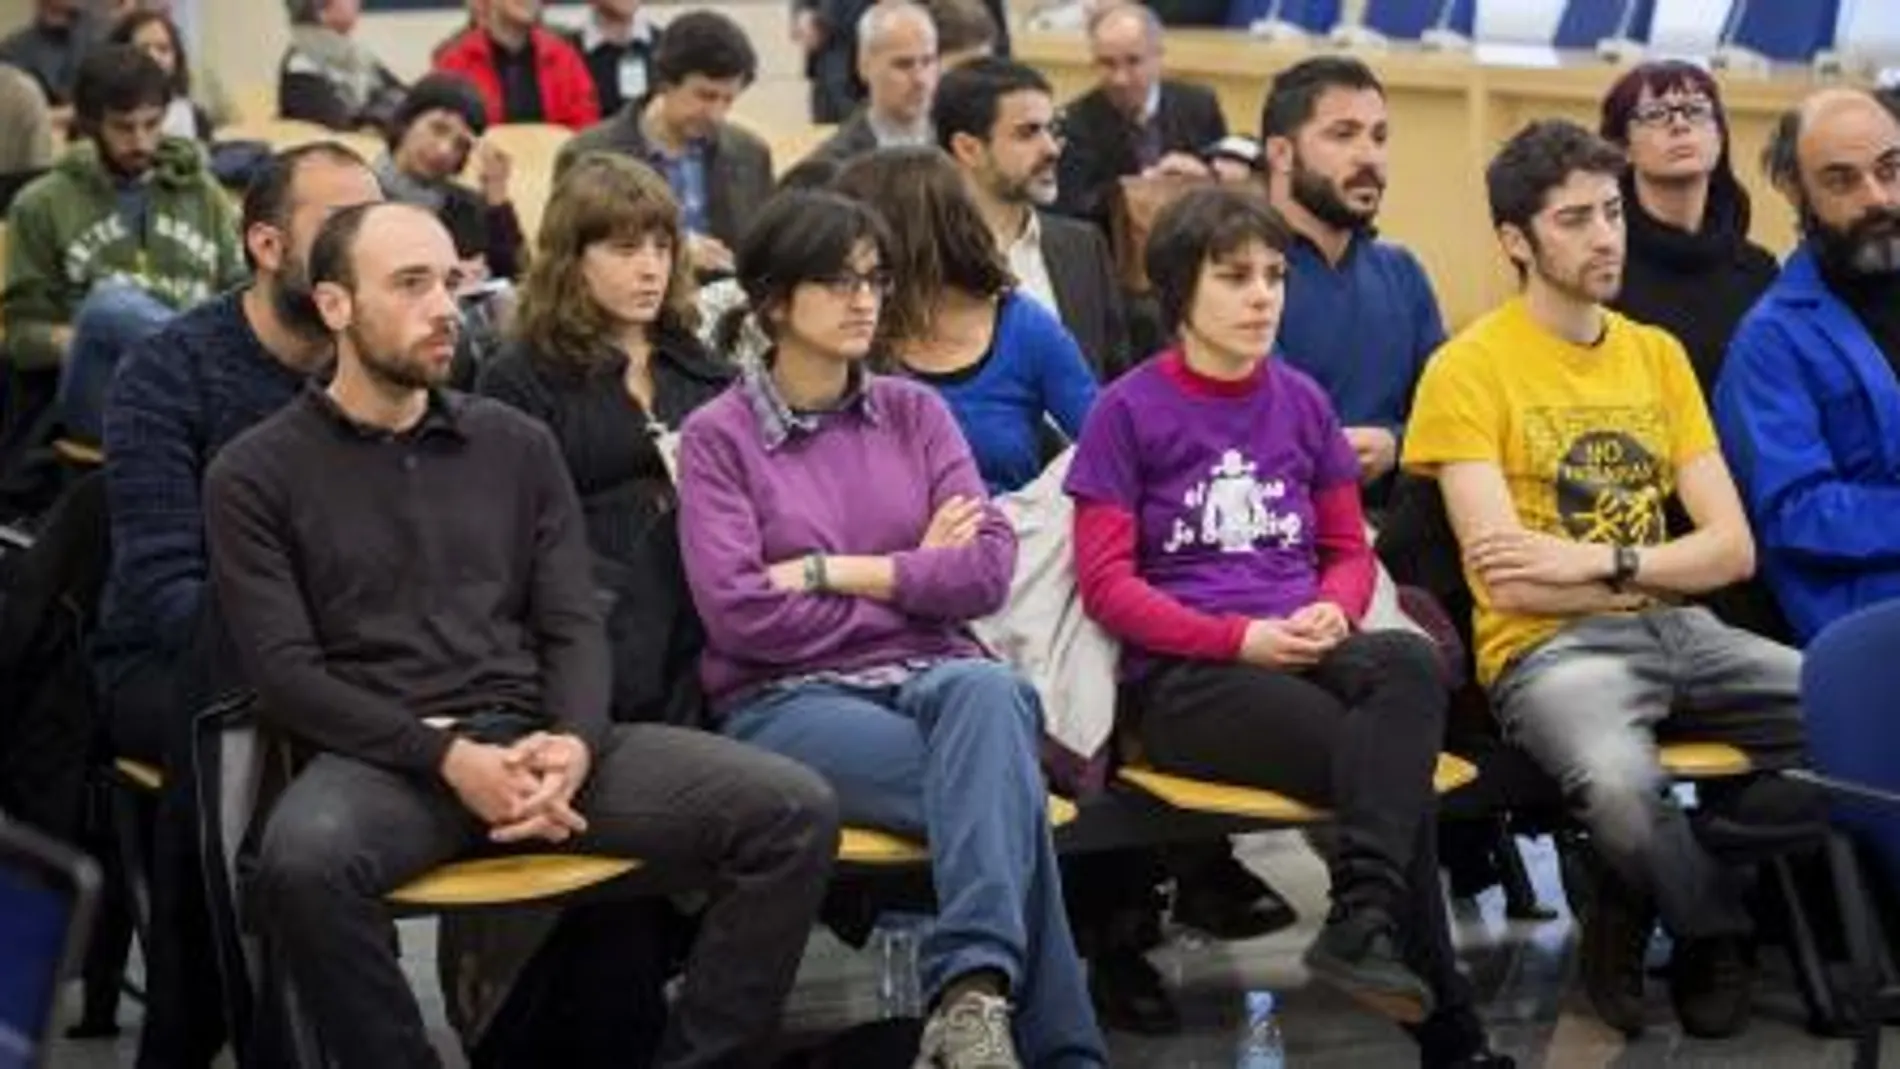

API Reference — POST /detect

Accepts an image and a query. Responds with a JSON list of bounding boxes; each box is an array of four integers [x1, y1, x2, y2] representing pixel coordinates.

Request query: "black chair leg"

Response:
[[1496, 823, 1557, 921], [1770, 853, 1843, 1035], [1825, 831, 1887, 1069]]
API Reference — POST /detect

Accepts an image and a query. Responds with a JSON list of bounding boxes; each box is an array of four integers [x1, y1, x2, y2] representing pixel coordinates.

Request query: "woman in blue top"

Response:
[[833, 147, 1098, 494]]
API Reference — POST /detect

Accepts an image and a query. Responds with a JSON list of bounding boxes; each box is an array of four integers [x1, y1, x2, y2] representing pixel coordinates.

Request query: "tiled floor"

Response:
[[42, 831, 1896, 1068]]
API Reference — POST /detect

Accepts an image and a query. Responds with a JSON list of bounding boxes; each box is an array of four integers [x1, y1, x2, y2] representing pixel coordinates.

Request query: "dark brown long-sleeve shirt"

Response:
[[204, 385, 610, 775]]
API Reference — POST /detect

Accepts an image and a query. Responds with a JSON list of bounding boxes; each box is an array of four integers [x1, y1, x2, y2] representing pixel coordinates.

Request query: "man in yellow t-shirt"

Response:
[[1403, 120, 1810, 1042]]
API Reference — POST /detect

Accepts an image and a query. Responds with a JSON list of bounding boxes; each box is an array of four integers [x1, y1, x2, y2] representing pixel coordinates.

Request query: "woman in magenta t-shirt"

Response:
[[1065, 187, 1503, 1067]]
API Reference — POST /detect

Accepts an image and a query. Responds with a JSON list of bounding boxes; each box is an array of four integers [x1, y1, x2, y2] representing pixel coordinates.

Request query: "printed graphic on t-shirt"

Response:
[[1162, 449, 1303, 554], [1525, 407, 1670, 547]]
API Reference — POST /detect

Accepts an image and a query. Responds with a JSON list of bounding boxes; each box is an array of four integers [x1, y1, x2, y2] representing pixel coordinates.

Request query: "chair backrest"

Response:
[[1225, 0, 1343, 32], [1834, 0, 1900, 66], [1645, 0, 1733, 55], [1801, 601, 1900, 883], [1730, 0, 1840, 61], [0, 817, 99, 1069], [1472, 0, 1569, 44], [1554, 0, 1655, 48], [1364, 0, 1476, 38]]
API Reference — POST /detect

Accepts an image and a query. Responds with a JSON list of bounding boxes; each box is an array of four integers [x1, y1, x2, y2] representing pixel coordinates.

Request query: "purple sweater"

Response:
[[678, 374, 1018, 708]]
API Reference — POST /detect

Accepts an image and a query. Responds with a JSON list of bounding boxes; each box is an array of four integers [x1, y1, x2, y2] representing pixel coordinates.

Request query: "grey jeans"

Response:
[[1492, 607, 1807, 940], [248, 723, 841, 1069]]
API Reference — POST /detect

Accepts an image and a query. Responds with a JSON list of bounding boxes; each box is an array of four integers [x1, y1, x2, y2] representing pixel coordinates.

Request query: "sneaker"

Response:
[[1669, 935, 1757, 1038], [914, 991, 1021, 1069], [1303, 910, 1435, 1024], [1578, 863, 1656, 1037]]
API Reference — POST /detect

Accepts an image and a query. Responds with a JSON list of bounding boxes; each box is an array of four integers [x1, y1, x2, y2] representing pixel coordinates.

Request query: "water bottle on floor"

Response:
[[1236, 990, 1285, 1068], [868, 912, 931, 1019]]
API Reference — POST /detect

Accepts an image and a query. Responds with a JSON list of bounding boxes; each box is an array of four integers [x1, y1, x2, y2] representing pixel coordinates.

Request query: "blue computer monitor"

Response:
[[0, 819, 100, 1069]]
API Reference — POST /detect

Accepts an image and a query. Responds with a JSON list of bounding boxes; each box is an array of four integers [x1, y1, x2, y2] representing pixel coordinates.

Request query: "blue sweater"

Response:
[[1277, 232, 1443, 440], [907, 291, 1098, 494], [93, 290, 309, 681], [1716, 245, 1900, 644]]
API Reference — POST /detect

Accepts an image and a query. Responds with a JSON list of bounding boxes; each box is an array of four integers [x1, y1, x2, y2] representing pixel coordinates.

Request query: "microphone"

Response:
[[1250, 0, 1312, 44], [1595, 0, 1646, 64], [1420, 0, 1471, 52], [1709, 0, 1772, 76]]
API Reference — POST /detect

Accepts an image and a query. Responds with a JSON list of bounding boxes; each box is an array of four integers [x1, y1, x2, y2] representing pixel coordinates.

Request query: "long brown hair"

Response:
[[831, 146, 1011, 346], [515, 153, 698, 370]]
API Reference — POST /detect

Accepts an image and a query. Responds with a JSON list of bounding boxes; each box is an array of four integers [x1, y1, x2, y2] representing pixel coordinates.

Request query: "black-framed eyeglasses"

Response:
[[1631, 98, 1717, 128], [813, 270, 893, 298]]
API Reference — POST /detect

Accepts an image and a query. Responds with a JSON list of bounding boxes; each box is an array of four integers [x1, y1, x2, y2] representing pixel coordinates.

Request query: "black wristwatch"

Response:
[[1609, 544, 1641, 591]]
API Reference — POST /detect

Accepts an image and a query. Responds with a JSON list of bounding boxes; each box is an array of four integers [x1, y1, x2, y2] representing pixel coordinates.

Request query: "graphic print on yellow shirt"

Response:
[[1401, 297, 1717, 687]]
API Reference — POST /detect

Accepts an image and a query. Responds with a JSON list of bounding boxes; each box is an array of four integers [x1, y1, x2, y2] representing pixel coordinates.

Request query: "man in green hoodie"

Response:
[[5, 43, 246, 441]]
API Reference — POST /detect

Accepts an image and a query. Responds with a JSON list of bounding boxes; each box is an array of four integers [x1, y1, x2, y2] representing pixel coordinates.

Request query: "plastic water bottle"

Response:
[[868, 912, 931, 1019], [1236, 990, 1286, 1068]]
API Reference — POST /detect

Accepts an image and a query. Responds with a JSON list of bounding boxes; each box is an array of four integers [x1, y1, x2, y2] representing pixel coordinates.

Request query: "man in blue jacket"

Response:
[[1715, 88, 1900, 643]]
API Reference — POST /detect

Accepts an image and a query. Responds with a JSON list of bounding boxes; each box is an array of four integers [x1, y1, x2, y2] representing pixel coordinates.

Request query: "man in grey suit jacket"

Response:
[[1052, 3, 1226, 228], [558, 11, 772, 275], [937, 57, 1131, 380], [807, 2, 939, 166]]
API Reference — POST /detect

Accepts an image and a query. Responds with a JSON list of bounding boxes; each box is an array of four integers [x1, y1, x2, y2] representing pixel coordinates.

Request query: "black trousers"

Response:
[[1134, 630, 1469, 1013], [249, 724, 840, 1069], [102, 644, 228, 1069]]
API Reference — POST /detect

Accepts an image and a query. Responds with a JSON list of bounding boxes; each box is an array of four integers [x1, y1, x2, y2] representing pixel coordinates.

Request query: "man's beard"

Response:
[[995, 159, 1058, 208], [1534, 253, 1623, 306], [349, 323, 455, 391], [1289, 156, 1382, 232], [1807, 202, 1900, 278], [270, 260, 329, 338]]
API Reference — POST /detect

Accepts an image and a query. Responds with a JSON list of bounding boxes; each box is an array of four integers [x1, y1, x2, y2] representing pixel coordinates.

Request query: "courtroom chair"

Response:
[[191, 693, 646, 1067], [211, 119, 335, 150], [1361, 0, 1477, 40], [1726, 0, 1841, 62], [1554, 0, 1657, 49], [230, 83, 277, 124], [1818, 0, 1900, 74], [1472, 0, 1569, 44], [1225, 0, 1341, 34]]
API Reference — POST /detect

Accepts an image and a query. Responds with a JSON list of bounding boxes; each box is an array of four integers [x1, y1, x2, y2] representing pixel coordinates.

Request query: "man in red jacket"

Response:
[[434, 0, 599, 130]]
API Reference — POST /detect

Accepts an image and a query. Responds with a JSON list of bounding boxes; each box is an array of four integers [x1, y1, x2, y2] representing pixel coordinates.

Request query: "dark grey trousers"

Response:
[[248, 723, 841, 1069]]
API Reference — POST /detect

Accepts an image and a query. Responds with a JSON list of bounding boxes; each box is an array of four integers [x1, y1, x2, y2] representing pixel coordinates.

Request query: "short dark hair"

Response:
[[306, 200, 384, 294], [1761, 106, 1801, 196], [240, 141, 369, 271], [1486, 119, 1625, 233], [726, 190, 893, 354], [653, 11, 758, 90], [831, 147, 1012, 346], [72, 44, 172, 127], [776, 155, 843, 193], [109, 12, 191, 99], [1145, 185, 1293, 337], [1260, 56, 1384, 140], [933, 56, 1052, 153]]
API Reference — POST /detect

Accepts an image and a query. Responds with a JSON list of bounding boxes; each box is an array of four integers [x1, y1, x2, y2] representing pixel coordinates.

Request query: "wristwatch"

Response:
[[802, 553, 829, 593], [1609, 545, 1641, 591]]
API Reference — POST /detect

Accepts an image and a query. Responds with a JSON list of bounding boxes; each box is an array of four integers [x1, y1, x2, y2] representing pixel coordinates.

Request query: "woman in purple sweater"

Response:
[[676, 190, 1104, 1069]]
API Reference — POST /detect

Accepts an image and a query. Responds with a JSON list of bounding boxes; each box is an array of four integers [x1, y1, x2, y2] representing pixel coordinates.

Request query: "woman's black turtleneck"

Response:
[[1611, 172, 1779, 396]]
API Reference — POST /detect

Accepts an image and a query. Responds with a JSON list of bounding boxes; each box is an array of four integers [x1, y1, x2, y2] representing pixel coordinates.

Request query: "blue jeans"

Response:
[[723, 658, 1106, 1069], [58, 281, 174, 443]]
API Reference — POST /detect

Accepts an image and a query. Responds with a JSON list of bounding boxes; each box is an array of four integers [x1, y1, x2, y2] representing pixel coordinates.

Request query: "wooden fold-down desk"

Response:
[[1019, 30, 1856, 328]]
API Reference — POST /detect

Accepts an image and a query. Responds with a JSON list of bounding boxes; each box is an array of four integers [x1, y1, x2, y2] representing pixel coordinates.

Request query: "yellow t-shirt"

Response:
[[1402, 297, 1719, 687]]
